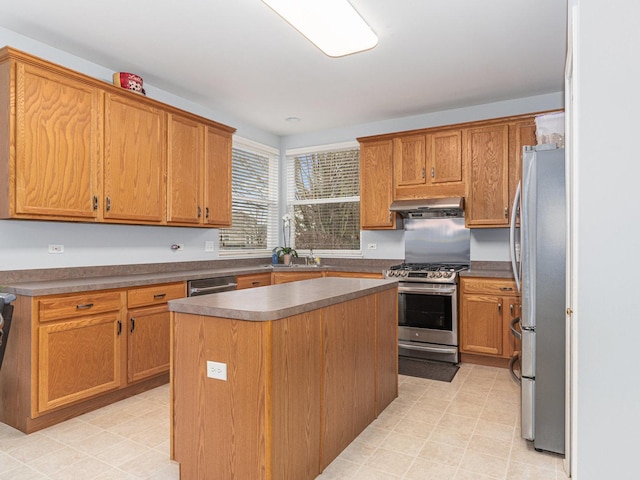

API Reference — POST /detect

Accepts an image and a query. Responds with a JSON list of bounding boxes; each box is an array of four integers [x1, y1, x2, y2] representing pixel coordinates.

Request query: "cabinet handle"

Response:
[[205, 207, 210, 219], [499, 287, 513, 291], [106, 196, 111, 212], [498, 303, 502, 314], [117, 320, 122, 336], [92, 196, 98, 211], [504, 207, 508, 218], [389, 212, 392, 222], [431, 167, 435, 178], [153, 293, 167, 299], [197, 206, 202, 218], [252, 281, 260, 286], [76, 303, 94, 310], [130, 317, 135, 333], [421, 167, 425, 179], [510, 304, 514, 316]]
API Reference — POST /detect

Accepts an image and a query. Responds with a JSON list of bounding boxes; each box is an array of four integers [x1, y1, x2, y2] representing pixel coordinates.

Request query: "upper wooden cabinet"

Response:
[[104, 92, 166, 223], [0, 46, 235, 227], [358, 139, 396, 229], [465, 124, 510, 227], [393, 129, 464, 200], [10, 60, 102, 220]]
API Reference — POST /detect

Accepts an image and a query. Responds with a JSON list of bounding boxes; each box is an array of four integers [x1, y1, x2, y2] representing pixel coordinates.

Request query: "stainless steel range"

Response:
[[386, 197, 471, 364]]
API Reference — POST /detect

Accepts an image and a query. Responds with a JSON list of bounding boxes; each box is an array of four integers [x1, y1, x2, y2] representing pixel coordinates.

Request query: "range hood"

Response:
[[389, 197, 465, 219]]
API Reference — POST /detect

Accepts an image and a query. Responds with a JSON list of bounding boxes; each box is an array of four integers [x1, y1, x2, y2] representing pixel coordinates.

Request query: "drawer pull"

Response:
[[117, 320, 122, 336], [499, 287, 513, 291], [76, 303, 94, 310], [252, 281, 260, 286], [130, 317, 135, 333], [153, 293, 167, 299]]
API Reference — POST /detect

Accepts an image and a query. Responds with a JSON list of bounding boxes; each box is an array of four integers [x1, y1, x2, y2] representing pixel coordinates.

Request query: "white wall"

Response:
[[0, 26, 562, 270], [573, 1, 640, 478]]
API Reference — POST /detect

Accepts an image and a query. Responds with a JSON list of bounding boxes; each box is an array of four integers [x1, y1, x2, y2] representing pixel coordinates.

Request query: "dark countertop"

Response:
[[169, 277, 398, 321], [1, 259, 396, 297], [460, 261, 515, 279]]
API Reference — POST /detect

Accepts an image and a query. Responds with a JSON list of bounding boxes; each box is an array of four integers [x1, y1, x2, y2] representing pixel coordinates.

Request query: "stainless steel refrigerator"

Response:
[[509, 145, 566, 455]]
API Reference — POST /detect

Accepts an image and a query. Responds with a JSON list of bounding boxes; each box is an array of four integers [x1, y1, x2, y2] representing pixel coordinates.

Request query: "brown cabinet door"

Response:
[[359, 139, 395, 229], [38, 312, 122, 413], [509, 119, 537, 219], [203, 125, 232, 227], [104, 93, 165, 223], [394, 134, 426, 187], [428, 129, 463, 186], [167, 113, 203, 224], [460, 294, 504, 356], [15, 62, 101, 219], [504, 298, 522, 358], [272, 271, 323, 284], [466, 124, 510, 226], [127, 304, 170, 383]]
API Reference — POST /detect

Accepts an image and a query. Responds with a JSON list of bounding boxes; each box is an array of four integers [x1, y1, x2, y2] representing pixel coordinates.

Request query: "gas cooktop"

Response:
[[383, 263, 469, 283]]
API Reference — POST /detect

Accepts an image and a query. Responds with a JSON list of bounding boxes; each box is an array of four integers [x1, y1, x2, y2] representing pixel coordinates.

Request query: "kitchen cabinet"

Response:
[[166, 117, 233, 227], [324, 271, 383, 279], [358, 139, 397, 229], [103, 92, 166, 224], [1, 55, 102, 220], [126, 282, 185, 383], [272, 270, 324, 284], [236, 272, 272, 289], [37, 291, 125, 413], [509, 119, 537, 219], [0, 281, 185, 433], [394, 129, 465, 200], [460, 277, 521, 365], [0, 46, 235, 227], [465, 123, 510, 227]]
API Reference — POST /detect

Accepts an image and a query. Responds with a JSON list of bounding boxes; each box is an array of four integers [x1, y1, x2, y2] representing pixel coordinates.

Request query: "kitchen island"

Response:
[[168, 277, 398, 480]]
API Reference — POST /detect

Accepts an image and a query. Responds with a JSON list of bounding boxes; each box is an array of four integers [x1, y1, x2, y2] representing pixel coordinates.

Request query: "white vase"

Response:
[[283, 253, 292, 266]]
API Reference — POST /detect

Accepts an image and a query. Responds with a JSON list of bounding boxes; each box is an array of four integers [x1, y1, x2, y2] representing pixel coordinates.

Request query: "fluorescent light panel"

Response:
[[262, 0, 378, 57]]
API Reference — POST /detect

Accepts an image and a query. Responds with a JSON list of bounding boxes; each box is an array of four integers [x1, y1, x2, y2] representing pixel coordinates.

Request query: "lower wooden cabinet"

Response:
[[0, 282, 185, 433], [460, 277, 521, 364], [272, 270, 323, 284], [127, 283, 186, 384], [38, 310, 123, 413], [236, 272, 272, 289]]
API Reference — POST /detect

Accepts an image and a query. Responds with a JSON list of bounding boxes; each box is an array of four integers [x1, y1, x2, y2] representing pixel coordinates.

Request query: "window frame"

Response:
[[286, 141, 362, 257]]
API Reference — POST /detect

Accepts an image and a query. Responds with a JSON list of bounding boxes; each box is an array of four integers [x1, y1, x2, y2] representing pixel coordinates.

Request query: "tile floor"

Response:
[[0, 364, 568, 479]]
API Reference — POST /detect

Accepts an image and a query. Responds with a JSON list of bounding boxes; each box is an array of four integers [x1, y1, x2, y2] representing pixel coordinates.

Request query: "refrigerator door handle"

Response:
[[510, 316, 522, 340], [509, 352, 521, 385], [509, 182, 521, 292]]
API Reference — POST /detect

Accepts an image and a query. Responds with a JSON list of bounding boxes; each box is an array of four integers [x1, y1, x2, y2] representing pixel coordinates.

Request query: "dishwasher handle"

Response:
[[189, 283, 237, 296]]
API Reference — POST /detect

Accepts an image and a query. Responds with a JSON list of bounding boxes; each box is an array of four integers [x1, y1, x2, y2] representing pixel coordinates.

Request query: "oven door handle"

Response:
[[399, 342, 458, 355], [397, 285, 456, 295]]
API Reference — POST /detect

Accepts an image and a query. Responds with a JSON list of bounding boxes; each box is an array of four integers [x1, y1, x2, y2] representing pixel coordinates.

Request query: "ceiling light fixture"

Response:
[[262, 0, 378, 58]]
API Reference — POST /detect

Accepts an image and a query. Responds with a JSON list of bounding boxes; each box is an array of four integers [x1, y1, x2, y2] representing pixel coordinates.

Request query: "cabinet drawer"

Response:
[[461, 278, 518, 295], [127, 282, 186, 308], [38, 291, 124, 322], [236, 273, 272, 290]]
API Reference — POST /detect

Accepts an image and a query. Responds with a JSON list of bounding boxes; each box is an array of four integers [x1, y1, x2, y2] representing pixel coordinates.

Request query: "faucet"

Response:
[[307, 249, 316, 266]]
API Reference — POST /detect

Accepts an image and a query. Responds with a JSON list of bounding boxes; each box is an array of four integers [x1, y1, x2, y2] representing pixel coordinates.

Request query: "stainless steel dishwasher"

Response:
[[187, 276, 238, 297]]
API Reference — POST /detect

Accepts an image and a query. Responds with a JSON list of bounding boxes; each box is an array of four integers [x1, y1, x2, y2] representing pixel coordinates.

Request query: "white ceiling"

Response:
[[0, 0, 567, 137]]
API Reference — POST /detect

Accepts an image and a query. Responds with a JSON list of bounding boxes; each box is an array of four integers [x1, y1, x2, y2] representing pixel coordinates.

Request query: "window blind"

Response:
[[219, 139, 279, 253]]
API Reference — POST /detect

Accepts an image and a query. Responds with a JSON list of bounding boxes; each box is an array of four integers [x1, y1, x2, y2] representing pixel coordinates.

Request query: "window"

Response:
[[219, 138, 279, 254], [286, 142, 360, 253]]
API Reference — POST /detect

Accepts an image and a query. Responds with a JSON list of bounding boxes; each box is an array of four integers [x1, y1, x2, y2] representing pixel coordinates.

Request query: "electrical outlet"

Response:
[[206, 361, 227, 381], [205, 241, 215, 252], [48, 244, 64, 254], [367, 243, 377, 250]]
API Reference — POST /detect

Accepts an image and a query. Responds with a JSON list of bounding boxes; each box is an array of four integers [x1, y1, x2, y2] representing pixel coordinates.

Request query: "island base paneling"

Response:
[[171, 287, 397, 479]]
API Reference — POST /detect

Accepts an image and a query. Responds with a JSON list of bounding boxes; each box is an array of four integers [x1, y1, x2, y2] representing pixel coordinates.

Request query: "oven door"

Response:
[[398, 282, 458, 347]]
